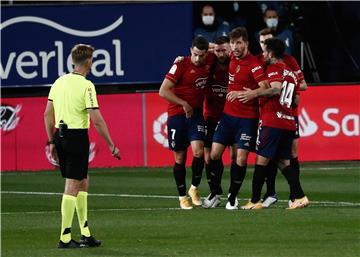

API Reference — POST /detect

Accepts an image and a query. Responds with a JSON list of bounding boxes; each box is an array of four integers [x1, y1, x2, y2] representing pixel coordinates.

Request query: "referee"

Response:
[[44, 44, 120, 249]]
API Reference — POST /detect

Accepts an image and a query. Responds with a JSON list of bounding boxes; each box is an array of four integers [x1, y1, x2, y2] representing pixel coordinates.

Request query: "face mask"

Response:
[[266, 18, 278, 28], [202, 15, 215, 26]]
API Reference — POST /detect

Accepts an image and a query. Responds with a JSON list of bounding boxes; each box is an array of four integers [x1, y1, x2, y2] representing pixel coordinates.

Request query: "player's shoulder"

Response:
[[247, 53, 263, 66], [266, 62, 283, 76], [283, 54, 300, 67], [176, 56, 192, 69]]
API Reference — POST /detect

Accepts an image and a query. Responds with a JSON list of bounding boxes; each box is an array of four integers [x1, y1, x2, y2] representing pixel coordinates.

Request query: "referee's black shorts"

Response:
[[54, 129, 89, 180]]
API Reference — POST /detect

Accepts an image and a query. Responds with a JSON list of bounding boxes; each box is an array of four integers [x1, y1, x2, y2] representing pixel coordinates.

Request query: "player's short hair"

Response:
[[71, 44, 95, 66], [214, 36, 230, 45], [192, 36, 209, 51], [259, 28, 275, 37], [264, 38, 285, 59], [229, 27, 248, 42]]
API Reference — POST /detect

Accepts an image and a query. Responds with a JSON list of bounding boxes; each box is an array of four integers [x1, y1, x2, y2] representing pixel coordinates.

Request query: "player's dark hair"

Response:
[[229, 27, 248, 42], [71, 44, 95, 66], [214, 36, 229, 45], [192, 36, 209, 51], [259, 28, 275, 37], [264, 38, 285, 59]]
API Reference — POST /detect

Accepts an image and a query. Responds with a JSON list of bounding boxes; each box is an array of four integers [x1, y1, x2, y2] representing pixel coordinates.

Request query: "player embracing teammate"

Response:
[[160, 28, 309, 210]]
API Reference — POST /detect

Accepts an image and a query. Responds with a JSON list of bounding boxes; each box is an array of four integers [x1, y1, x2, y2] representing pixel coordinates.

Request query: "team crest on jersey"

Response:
[[190, 69, 196, 74], [236, 65, 240, 73]]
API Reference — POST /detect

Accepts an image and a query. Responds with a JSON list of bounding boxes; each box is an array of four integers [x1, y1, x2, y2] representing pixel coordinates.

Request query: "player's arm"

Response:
[[44, 100, 58, 162], [293, 94, 300, 107], [88, 109, 120, 160], [287, 55, 307, 91], [236, 79, 271, 103], [159, 78, 193, 118], [299, 80, 307, 91]]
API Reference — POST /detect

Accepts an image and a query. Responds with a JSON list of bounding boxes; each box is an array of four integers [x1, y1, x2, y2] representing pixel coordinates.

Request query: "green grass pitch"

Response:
[[1, 161, 360, 257]]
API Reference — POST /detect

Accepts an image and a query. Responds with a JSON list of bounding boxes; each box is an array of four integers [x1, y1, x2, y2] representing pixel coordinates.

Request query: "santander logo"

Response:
[[299, 108, 318, 137], [299, 107, 359, 138]]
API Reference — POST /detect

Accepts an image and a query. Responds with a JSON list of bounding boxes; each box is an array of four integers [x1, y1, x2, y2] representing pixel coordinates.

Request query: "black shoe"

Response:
[[80, 235, 102, 247], [58, 239, 81, 249]]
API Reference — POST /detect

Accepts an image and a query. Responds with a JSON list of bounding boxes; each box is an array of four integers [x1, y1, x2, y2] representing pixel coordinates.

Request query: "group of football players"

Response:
[[159, 26, 309, 211]]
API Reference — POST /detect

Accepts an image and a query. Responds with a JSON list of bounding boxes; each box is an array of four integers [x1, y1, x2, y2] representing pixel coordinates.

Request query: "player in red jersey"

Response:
[[205, 27, 269, 210], [159, 36, 213, 210], [202, 36, 232, 208], [256, 28, 308, 207], [241, 38, 309, 210]]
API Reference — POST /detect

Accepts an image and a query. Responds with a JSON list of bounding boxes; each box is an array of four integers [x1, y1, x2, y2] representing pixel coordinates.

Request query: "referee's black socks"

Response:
[[173, 163, 186, 196]]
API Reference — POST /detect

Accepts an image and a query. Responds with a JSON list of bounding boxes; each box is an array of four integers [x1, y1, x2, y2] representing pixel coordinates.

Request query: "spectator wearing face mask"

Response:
[[194, 4, 230, 43], [256, 7, 294, 55]]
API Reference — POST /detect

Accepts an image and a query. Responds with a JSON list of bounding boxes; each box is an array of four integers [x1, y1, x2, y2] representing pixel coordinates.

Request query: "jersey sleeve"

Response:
[[85, 82, 99, 109], [165, 61, 185, 84], [250, 60, 267, 83], [286, 55, 304, 82], [48, 85, 55, 101], [266, 65, 282, 83]]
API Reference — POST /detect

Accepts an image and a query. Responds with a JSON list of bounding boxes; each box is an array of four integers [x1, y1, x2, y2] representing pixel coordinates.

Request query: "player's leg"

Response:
[[202, 142, 226, 208], [262, 159, 279, 207], [277, 130, 309, 209], [242, 126, 280, 209], [226, 148, 249, 209], [173, 150, 193, 209], [204, 120, 219, 194], [187, 111, 206, 206], [188, 140, 205, 206], [227, 117, 258, 210], [204, 146, 212, 189], [203, 114, 231, 207], [289, 116, 301, 200], [279, 159, 309, 209], [167, 115, 192, 209], [290, 138, 300, 200]]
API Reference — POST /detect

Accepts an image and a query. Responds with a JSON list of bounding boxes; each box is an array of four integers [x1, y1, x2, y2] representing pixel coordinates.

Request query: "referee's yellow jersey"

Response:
[[48, 73, 99, 129]]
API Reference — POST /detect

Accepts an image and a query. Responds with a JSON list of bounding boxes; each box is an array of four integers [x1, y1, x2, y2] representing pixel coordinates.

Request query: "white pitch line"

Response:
[[1, 191, 178, 199], [2, 191, 360, 207], [1, 207, 182, 215], [1, 165, 358, 176], [301, 166, 359, 171]]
